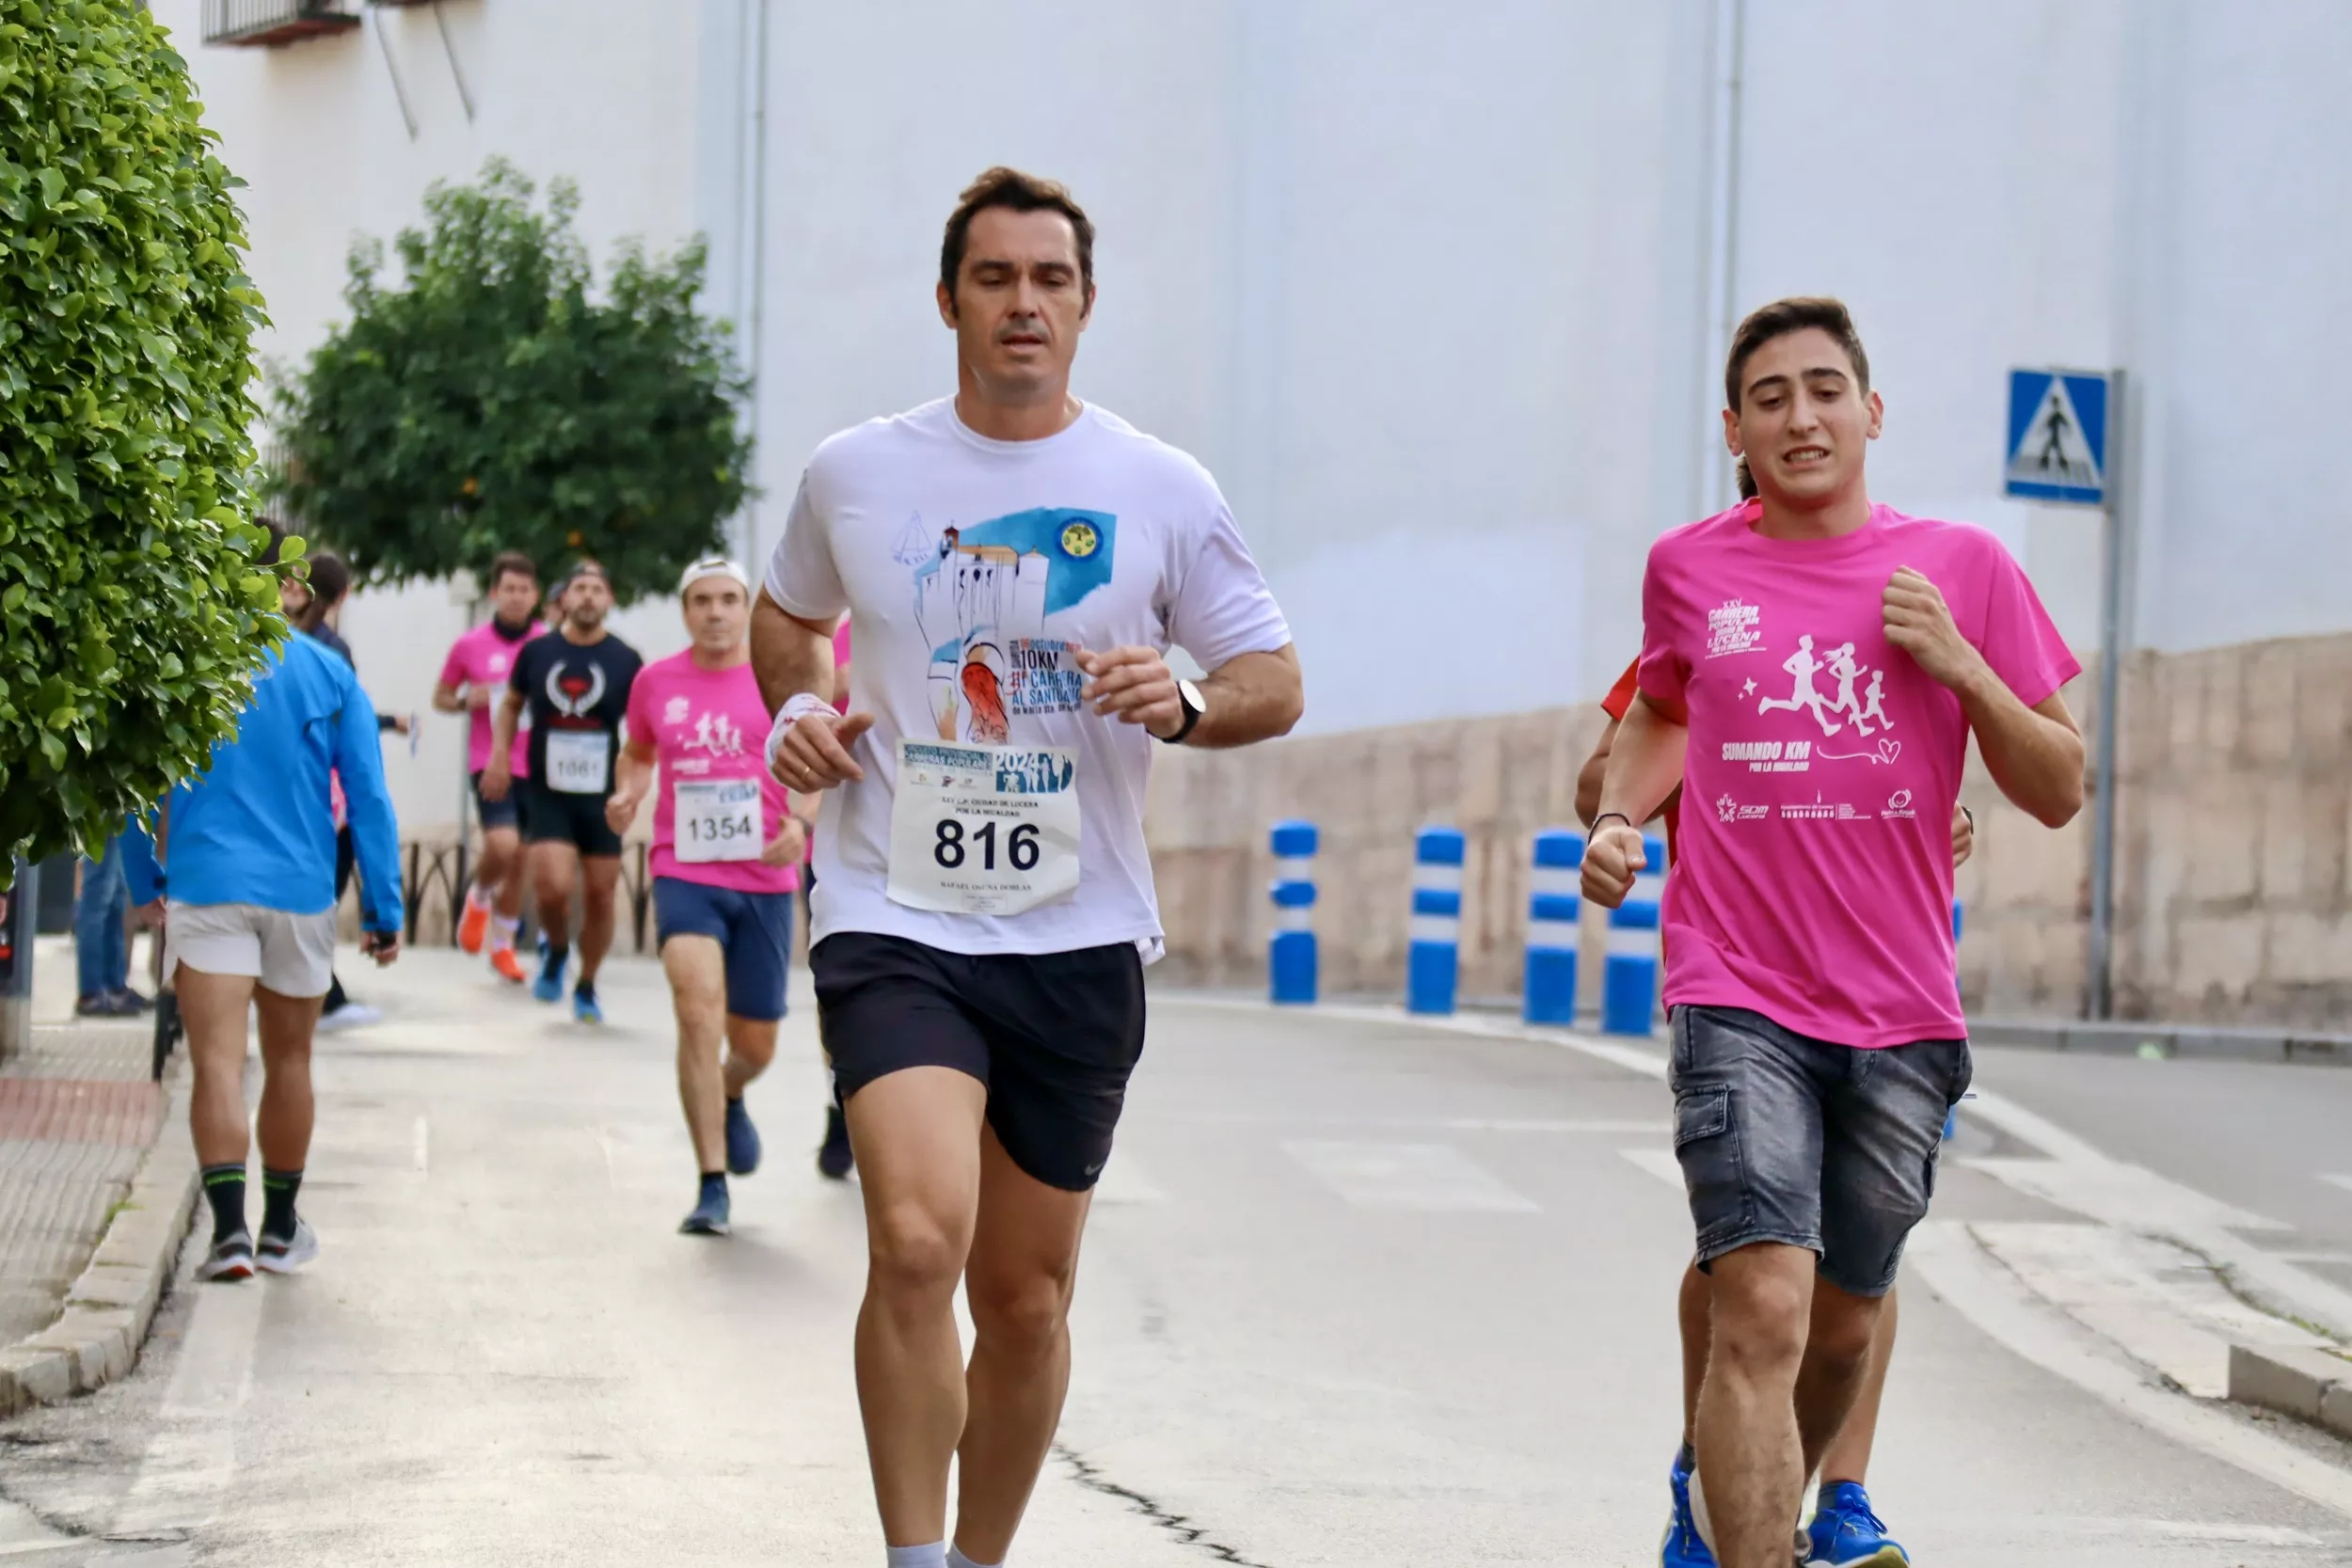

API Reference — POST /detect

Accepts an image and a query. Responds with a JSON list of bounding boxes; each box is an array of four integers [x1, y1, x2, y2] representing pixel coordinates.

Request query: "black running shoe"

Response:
[[817, 1104, 853, 1180]]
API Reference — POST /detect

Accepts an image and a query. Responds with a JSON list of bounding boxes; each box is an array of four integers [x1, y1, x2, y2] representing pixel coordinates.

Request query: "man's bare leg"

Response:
[[181, 966, 258, 1169], [576, 854, 621, 986], [953, 1129, 1092, 1565], [252, 985, 324, 1173], [530, 841, 579, 954], [478, 825, 524, 918], [666, 937, 731, 1173], [1693, 1242, 1819, 1568], [1819, 1288, 1897, 1484], [1678, 1260, 1709, 1449], [1792, 1278, 1884, 1480], [848, 1067, 987, 1547], [1683, 1264, 1900, 1479], [665, 938, 779, 1171]]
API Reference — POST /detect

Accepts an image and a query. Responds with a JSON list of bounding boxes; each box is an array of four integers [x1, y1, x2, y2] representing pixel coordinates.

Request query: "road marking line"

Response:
[[1906, 1220, 2352, 1523], [1619, 1148, 1685, 1190], [1281, 1140, 1539, 1212], [1963, 1092, 2352, 1339], [1093, 1153, 1167, 1207], [109, 1268, 265, 1537], [1969, 1221, 2331, 1397], [412, 1114, 429, 1175]]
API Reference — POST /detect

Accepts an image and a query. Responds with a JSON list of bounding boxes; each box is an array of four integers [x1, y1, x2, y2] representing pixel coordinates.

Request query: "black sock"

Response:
[[576, 975, 597, 998], [262, 1167, 303, 1241], [1820, 1481, 1852, 1509], [699, 1171, 727, 1205], [1677, 1440, 1696, 1474], [545, 942, 569, 969], [201, 1164, 247, 1244]]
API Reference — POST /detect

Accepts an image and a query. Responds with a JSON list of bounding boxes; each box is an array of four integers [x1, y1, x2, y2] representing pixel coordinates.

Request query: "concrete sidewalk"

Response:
[[0, 939, 194, 1418]]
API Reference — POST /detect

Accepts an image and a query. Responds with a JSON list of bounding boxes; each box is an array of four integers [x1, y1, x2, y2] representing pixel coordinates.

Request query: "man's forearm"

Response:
[[1597, 693, 1690, 827], [1962, 673, 2083, 828], [752, 592, 837, 716], [492, 694, 522, 766], [1188, 646, 1304, 750], [431, 684, 465, 715]]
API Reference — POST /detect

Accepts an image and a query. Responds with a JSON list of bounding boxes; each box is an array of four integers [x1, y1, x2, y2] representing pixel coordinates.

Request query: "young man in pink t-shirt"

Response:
[[1585, 298, 2084, 1568], [609, 557, 811, 1237], [432, 551, 545, 984]]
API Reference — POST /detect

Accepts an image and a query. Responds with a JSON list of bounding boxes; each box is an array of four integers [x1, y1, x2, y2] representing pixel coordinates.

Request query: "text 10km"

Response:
[[932, 819, 1042, 872]]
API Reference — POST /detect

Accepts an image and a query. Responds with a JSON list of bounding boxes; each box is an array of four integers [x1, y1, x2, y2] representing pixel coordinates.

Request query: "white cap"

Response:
[[678, 555, 750, 595]]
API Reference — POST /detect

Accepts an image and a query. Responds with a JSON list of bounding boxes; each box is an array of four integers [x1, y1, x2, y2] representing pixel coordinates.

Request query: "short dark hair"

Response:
[[939, 166, 1095, 306], [297, 550, 351, 632], [487, 550, 536, 591], [1724, 296, 1869, 412]]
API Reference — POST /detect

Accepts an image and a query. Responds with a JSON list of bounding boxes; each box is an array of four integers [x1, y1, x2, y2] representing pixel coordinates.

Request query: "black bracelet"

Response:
[[1592, 812, 1633, 834]]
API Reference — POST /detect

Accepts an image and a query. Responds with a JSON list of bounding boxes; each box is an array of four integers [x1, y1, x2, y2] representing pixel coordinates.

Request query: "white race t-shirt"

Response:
[[765, 398, 1292, 958]]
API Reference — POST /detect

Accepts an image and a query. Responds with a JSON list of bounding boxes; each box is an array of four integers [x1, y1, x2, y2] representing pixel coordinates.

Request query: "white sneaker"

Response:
[[316, 1002, 382, 1034], [256, 1217, 320, 1275]]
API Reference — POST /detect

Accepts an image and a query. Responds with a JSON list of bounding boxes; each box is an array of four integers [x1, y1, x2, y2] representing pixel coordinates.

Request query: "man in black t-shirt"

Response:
[[484, 561, 643, 1023]]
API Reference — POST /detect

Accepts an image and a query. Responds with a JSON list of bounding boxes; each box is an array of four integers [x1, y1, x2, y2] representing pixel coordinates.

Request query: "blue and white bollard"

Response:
[[1603, 832, 1666, 1037], [1407, 826, 1466, 1015], [1523, 830, 1584, 1024], [1269, 820, 1319, 1006]]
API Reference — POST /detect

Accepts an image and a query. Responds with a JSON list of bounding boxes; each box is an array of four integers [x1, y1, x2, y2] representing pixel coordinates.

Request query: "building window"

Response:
[[200, 0, 363, 48]]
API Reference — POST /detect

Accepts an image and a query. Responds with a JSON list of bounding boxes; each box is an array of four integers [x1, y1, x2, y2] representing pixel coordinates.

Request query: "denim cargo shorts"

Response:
[[1668, 1004, 1972, 1296]]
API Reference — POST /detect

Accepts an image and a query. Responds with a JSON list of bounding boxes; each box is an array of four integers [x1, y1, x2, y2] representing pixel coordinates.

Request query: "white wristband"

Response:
[[767, 693, 841, 768]]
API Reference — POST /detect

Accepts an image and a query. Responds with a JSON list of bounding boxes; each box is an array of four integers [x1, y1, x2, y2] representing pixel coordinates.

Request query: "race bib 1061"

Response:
[[544, 729, 611, 795], [674, 777, 763, 863], [886, 739, 1081, 917]]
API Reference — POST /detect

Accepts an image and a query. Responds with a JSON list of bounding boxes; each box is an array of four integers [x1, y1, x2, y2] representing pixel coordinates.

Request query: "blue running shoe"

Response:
[[532, 945, 566, 1004], [679, 1178, 730, 1237], [572, 980, 603, 1024], [1661, 1449, 1715, 1567], [724, 1096, 762, 1176], [1805, 1482, 1907, 1567]]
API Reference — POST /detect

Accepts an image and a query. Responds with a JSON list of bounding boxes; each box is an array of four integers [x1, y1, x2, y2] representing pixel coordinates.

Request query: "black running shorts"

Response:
[[811, 932, 1147, 1193], [518, 780, 623, 858]]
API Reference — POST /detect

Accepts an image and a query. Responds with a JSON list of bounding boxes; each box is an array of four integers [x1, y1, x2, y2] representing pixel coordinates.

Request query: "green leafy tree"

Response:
[[274, 159, 752, 603], [0, 0, 290, 884]]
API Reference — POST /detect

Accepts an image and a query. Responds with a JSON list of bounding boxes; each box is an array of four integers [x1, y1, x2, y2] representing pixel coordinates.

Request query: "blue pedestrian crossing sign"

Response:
[[2005, 369, 2109, 506]]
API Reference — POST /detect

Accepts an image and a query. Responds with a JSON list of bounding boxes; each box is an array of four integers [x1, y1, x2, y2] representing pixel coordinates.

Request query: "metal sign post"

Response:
[[2005, 366, 2123, 1021]]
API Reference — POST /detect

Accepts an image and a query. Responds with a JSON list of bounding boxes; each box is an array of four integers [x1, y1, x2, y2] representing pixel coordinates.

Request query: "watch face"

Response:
[[1180, 679, 1205, 712]]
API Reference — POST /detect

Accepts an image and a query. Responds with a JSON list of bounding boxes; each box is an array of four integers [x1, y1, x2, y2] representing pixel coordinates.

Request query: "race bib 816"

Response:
[[885, 740, 1080, 917]]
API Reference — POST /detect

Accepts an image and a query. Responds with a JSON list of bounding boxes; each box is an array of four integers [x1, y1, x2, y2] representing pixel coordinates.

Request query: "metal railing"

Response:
[[201, 0, 362, 47]]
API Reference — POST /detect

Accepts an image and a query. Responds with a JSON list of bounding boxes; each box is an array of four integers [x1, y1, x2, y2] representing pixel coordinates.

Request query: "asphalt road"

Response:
[[1, 948, 2347, 1566]]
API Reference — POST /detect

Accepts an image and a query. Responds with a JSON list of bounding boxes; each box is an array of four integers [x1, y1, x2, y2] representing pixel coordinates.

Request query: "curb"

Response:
[[0, 1061, 194, 1418], [2229, 1341, 2352, 1441], [1957, 1018, 2352, 1067]]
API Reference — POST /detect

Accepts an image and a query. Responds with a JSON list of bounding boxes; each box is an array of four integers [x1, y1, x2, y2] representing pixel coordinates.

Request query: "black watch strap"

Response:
[[1160, 682, 1204, 745]]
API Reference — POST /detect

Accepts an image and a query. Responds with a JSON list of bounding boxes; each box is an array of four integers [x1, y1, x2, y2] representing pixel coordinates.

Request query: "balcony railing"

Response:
[[201, 0, 362, 47]]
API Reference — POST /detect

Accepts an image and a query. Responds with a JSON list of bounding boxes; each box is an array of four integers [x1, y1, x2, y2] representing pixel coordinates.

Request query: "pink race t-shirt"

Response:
[[626, 651, 798, 895], [439, 620, 544, 775], [1637, 500, 2079, 1048]]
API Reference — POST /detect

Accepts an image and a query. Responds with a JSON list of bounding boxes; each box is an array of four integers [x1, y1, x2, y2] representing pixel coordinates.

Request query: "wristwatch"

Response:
[[1159, 679, 1206, 745]]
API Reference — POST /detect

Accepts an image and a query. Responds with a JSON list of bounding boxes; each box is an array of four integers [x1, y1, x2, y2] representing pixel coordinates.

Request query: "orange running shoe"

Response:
[[457, 895, 491, 955], [489, 945, 527, 985]]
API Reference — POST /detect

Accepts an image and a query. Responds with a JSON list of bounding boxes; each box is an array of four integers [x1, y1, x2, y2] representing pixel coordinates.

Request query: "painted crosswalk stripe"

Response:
[[1282, 1141, 1538, 1212]]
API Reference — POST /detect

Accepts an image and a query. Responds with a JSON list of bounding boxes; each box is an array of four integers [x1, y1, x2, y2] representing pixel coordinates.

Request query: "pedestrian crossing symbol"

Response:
[[2004, 369, 2109, 506]]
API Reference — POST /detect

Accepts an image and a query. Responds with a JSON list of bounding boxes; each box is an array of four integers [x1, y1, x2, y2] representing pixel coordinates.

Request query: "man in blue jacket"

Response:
[[131, 625, 405, 1282]]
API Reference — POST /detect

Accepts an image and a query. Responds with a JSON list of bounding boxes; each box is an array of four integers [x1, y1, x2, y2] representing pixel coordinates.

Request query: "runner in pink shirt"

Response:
[[432, 551, 544, 984], [609, 556, 809, 1237], [1584, 298, 2085, 1568]]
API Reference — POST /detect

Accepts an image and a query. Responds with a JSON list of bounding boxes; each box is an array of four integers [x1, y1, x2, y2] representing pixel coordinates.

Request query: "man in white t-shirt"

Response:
[[754, 167, 1303, 1568]]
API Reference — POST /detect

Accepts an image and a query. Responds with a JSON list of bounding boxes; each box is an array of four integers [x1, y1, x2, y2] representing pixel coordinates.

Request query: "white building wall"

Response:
[[167, 0, 2352, 832]]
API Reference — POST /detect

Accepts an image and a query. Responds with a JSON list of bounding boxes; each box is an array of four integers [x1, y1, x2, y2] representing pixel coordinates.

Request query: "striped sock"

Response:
[[200, 1164, 246, 1243], [262, 1167, 303, 1241]]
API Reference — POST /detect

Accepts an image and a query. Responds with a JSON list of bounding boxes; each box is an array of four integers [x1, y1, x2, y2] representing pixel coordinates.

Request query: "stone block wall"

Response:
[[1146, 629, 2352, 1029]]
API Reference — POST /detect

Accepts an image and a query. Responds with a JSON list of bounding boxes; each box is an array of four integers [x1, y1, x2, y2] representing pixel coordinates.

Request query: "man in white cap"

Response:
[[609, 557, 814, 1235]]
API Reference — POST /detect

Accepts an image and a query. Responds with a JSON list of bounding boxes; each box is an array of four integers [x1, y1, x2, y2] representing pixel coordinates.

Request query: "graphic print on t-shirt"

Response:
[[900, 507, 1117, 744], [1691, 592, 1929, 826]]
